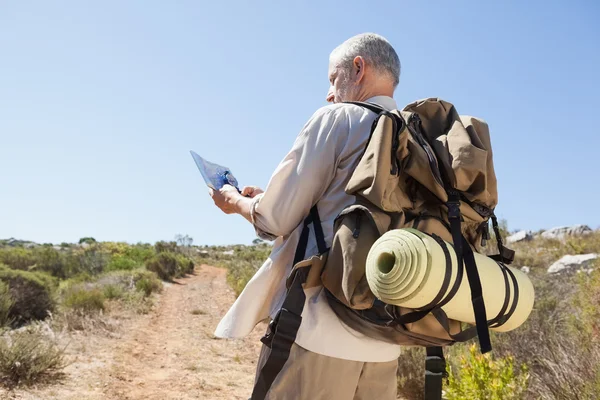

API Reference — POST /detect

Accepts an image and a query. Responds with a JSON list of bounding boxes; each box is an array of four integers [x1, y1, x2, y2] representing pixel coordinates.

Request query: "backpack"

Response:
[[251, 98, 527, 400]]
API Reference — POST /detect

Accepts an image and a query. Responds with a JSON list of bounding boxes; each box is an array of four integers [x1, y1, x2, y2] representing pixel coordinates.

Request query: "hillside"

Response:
[[0, 226, 598, 399]]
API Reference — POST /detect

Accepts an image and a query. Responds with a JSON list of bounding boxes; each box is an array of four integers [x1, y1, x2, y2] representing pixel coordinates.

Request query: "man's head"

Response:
[[326, 33, 400, 104]]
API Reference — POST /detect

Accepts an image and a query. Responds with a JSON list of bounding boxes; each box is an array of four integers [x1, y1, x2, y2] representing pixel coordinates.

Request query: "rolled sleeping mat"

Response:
[[365, 228, 534, 332]]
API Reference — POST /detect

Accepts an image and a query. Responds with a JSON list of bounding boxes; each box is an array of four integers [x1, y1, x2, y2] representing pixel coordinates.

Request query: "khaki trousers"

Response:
[[254, 343, 398, 400]]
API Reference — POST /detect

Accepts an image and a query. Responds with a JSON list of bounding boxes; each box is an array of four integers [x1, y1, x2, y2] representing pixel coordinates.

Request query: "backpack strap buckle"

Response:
[[446, 190, 461, 220]]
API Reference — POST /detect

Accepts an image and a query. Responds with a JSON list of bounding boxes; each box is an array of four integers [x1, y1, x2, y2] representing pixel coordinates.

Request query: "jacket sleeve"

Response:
[[250, 106, 348, 240]]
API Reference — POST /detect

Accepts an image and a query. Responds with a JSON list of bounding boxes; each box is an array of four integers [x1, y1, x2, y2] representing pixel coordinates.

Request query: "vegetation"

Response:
[[394, 227, 600, 399], [0, 235, 196, 388], [202, 243, 272, 296], [0, 325, 68, 387]]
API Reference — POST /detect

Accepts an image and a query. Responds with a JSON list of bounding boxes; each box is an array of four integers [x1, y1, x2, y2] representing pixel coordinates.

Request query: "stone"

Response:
[[547, 253, 598, 274], [541, 225, 593, 240], [506, 230, 533, 244]]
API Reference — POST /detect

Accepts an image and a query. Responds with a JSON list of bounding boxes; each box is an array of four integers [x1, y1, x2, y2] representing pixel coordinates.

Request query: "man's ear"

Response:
[[353, 56, 365, 83]]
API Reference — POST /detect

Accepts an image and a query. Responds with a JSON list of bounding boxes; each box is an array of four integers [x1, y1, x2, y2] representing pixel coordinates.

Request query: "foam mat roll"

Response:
[[365, 228, 534, 332]]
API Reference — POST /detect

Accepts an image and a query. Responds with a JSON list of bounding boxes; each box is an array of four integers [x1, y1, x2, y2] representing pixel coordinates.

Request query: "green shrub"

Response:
[[135, 274, 162, 297], [103, 284, 124, 300], [175, 254, 194, 277], [0, 265, 56, 325], [32, 247, 66, 278], [0, 281, 13, 328], [63, 246, 109, 276], [0, 248, 36, 270], [0, 326, 68, 386], [154, 241, 178, 254], [63, 288, 105, 313], [225, 260, 259, 297], [572, 261, 600, 342], [396, 347, 425, 400], [445, 344, 529, 400], [209, 245, 270, 297], [146, 252, 178, 281], [106, 255, 139, 272], [103, 243, 155, 264]]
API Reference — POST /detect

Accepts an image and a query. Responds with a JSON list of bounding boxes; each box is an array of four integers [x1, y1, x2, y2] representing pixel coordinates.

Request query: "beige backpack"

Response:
[[252, 98, 517, 400]]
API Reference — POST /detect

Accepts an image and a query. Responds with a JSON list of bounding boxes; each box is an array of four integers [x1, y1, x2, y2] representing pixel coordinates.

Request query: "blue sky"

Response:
[[1, 1, 599, 246]]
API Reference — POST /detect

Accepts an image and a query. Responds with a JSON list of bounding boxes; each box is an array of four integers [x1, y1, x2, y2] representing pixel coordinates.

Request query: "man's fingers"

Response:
[[241, 186, 255, 196]]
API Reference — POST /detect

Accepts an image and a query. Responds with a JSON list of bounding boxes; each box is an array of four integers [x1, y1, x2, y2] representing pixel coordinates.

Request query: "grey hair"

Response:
[[330, 33, 400, 87]]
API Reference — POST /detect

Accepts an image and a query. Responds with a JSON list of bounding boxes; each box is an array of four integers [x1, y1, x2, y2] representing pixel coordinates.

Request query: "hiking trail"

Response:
[[2, 265, 264, 400]]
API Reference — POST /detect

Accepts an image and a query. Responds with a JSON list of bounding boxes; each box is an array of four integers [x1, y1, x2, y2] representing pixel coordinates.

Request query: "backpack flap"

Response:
[[403, 98, 498, 211], [344, 111, 414, 212]]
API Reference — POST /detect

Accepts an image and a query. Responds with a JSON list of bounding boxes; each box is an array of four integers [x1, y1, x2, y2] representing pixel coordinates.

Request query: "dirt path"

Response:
[[2, 265, 265, 400]]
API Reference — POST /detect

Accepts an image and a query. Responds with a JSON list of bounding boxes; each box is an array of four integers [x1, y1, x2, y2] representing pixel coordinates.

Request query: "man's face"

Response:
[[326, 59, 358, 104]]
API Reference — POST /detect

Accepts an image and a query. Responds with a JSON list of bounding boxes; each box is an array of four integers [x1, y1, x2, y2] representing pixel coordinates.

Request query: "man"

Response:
[[210, 33, 402, 399]]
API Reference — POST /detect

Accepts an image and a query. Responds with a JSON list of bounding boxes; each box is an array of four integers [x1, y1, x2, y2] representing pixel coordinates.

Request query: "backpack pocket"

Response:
[[321, 205, 391, 310]]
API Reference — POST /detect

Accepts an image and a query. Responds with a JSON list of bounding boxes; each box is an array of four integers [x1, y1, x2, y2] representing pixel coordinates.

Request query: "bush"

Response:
[[63, 288, 105, 313], [0, 282, 13, 328], [572, 262, 600, 342], [211, 245, 270, 297], [0, 326, 68, 386], [0, 265, 56, 325], [32, 247, 66, 278], [397, 347, 425, 400], [445, 344, 529, 400], [64, 246, 109, 276], [145, 252, 193, 281], [0, 248, 36, 271], [146, 252, 178, 281], [175, 254, 194, 277], [155, 241, 178, 254], [106, 255, 139, 272], [103, 284, 124, 300], [135, 274, 162, 297]]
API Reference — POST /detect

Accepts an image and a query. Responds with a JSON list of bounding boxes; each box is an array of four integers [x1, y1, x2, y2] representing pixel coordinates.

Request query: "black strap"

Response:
[[488, 262, 520, 329], [292, 205, 327, 265], [431, 308, 478, 342], [310, 206, 327, 254], [344, 101, 385, 114], [251, 267, 308, 400], [251, 205, 326, 400], [425, 346, 446, 400], [394, 233, 457, 325], [490, 215, 515, 264], [486, 261, 511, 328], [447, 191, 492, 354]]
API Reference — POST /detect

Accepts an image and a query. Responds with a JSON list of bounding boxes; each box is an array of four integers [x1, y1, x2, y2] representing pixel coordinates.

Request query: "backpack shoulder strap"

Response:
[[251, 205, 326, 400], [343, 101, 387, 114]]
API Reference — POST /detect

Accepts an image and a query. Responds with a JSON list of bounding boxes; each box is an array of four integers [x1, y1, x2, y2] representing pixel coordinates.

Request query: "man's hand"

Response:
[[209, 185, 243, 214], [241, 186, 264, 198]]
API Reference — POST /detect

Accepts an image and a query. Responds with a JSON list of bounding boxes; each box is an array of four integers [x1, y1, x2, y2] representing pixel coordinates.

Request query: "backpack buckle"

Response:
[[446, 191, 461, 220]]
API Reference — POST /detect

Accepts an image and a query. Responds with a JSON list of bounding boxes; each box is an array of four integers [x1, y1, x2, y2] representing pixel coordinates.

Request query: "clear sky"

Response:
[[1, 1, 599, 246]]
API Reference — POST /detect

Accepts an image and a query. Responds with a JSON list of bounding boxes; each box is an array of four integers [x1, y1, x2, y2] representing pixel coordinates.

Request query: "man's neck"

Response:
[[353, 86, 394, 102]]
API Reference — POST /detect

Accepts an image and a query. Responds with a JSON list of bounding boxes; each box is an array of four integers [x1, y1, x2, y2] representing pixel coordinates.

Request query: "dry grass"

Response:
[[0, 324, 68, 388]]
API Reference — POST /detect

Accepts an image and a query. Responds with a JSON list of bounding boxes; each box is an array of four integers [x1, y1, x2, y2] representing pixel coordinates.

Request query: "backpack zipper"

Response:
[[408, 114, 444, 187]]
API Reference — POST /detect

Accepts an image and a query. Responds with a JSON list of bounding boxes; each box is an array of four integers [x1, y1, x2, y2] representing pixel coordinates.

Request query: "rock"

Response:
[[521, 266, 530, 274], [221, 250, 234, 256], [547, 253, 599, 274], [541, 225, 593, 240], [506, 230, 533, 244]]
